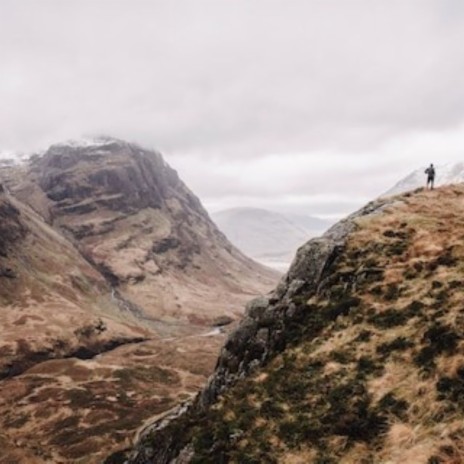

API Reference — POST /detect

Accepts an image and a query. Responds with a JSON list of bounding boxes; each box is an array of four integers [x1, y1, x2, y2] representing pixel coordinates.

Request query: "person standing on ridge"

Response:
[[425, 163, 435, 190]]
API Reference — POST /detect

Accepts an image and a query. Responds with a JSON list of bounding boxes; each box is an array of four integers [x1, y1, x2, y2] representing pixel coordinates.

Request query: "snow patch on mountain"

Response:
[[384, 162, 464, 197], [0, 150, 30, 166], [49, 136, 124, 149]]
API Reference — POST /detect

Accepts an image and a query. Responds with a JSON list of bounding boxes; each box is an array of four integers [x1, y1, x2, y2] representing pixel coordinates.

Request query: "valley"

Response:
[[0, 138, 279, 463]]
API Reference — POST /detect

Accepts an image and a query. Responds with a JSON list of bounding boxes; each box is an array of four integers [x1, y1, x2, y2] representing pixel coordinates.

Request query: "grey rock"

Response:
[[245, 296, 269, 319], [224, 318, 258, 355], [256, 328, 269, 344]]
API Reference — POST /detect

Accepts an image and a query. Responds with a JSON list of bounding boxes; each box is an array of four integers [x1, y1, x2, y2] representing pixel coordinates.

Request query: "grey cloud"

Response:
[[1, 0, 464, 214]]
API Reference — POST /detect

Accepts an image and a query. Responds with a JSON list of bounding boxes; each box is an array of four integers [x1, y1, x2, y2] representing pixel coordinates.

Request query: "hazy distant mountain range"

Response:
[[384, 162, 464, 197], [212, 207, 332, 271]]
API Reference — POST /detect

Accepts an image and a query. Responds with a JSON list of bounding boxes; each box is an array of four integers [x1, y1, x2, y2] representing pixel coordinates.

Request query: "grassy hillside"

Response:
[[165, 185, 464, 464]]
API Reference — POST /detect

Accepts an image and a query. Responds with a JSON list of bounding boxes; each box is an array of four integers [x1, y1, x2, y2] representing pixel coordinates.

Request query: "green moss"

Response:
[[383, 229, 408, 240], [405, 300, 425, 316], [436, 367, 464, 408], [66, 388, 91, 408], [448, 280, 462, 289], [368, 308, 409, 329], [114, 366, 179, 386], [427, 456, 441, 464], [103, 450, 130, 464], [259, 399, 284, 420], [377, 336, 414, 358], [383, 284, 402, 301], [330, 349, 355, 364], [323, 382, 387, 441], [414, 323, 460, 372], [377, 392, 409, 419], [315, 456, 338, 464], [278, 414, 322, 446], [356, 356, 384, 379], [385, 240, 408, 257], [327, 297, 361, 319], [427, 249, 458, 271], [328, 284, 348, 300], [284, 297, 361, 346], [403, 267, 417, 280], [370, 285, 383, 296], [355, 330, 372, 343], [4, 412, 30, 428]]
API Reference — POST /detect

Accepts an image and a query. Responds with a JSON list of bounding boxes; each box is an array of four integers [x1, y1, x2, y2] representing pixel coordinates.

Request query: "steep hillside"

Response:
[[0, 189, 157, 463], [0, 189, 145, 377], [385, 162, 464, 197], [0, 138, 279, 463], [1, 138, 278, 325], [212, 208, 329, 271], [127, 185, 464, 464]]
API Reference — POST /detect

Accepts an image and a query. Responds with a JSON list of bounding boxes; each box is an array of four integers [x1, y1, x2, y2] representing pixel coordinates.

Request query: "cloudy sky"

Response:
[[2, 1, 464, 219]]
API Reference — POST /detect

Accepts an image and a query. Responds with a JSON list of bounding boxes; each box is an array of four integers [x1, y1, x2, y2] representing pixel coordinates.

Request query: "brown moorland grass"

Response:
[[185, 185, 464, 464]]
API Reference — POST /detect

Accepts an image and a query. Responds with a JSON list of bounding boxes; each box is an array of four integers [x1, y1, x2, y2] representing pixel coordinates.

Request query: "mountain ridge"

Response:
[[1, 138, 279, 325], [125, 184, 464, 464], [384, 162, 464, 197]]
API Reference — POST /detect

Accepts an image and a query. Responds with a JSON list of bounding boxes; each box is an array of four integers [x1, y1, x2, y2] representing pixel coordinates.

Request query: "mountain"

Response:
[[0, 138, 279, 463], [0, 188, 153, 463], [126, 184, 464, 463], [384, 162, 464, 197], [0, 187, 146, 376], [212, 208, 330, 271], [2, 138, 278, 325]]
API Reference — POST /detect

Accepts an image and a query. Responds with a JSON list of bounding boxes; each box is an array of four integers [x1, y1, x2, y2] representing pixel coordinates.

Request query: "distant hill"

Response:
[[212, 207, 331, 271], [384, 162, 464, 197]]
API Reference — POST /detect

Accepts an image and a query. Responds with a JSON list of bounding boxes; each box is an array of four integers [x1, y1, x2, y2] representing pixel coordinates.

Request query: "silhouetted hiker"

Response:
[[425, 164, 435, 190]]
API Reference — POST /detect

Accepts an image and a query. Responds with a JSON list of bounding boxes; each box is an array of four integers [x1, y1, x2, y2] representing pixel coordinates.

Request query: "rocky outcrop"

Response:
[[126, 196, 396, 463], [0, 198, 26, 258], [32, 139, 182, 218]]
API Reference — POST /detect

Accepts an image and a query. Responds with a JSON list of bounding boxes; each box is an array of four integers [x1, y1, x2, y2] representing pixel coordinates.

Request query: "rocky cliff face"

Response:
[[3, 138, 278, 325], [127, 185, 464, 464]]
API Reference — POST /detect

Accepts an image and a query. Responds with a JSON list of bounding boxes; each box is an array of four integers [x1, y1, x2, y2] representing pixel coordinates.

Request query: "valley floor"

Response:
[[0, 322, 227, 463]]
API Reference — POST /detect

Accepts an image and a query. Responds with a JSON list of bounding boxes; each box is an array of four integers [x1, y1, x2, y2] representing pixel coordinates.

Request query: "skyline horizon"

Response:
[[0, 133, 454, 221], [3, 1, 464, 221]]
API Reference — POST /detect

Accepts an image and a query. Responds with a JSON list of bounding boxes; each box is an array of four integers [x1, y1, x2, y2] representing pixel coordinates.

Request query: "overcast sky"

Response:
[[2, 1, 464, 218]]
